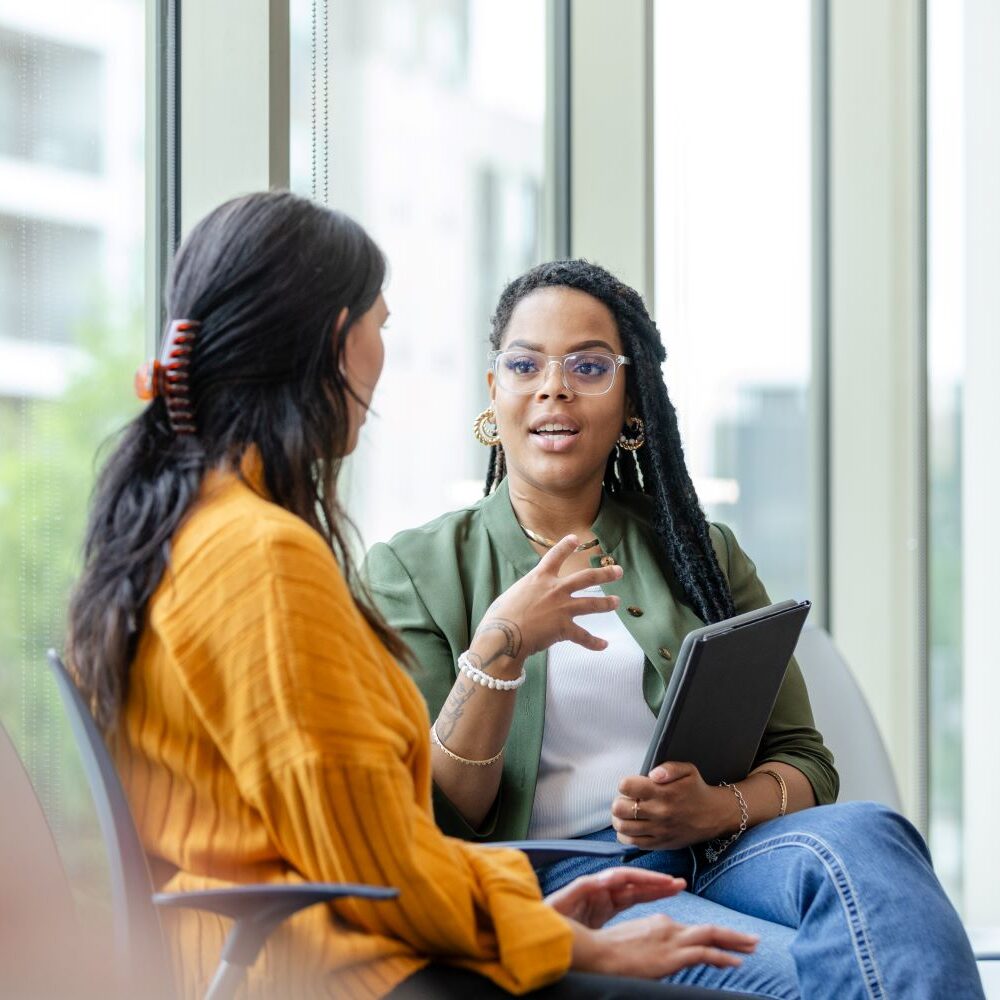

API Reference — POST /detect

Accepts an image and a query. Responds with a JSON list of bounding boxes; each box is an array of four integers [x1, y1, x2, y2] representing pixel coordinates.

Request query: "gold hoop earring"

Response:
[[473, 407, 501, 447], [618, 415, 645, 452]]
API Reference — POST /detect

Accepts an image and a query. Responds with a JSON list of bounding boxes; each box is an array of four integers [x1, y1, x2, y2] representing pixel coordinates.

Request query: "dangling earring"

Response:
[[473, 406, 501, 447], [618, 415, 645, 452]]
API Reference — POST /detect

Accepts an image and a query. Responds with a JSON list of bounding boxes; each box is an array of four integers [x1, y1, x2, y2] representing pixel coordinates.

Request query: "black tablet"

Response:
[[640, 599, 811, 782]]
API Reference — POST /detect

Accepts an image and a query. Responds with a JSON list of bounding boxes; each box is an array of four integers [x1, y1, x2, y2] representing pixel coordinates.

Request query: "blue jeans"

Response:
[[536, 802, 984, 1000]]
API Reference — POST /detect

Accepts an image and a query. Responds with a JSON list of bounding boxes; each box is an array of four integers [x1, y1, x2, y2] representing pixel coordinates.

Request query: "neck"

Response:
[[505, 469, 604, 541]]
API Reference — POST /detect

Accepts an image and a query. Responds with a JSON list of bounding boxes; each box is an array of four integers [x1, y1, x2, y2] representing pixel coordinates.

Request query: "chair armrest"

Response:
[[493, 839, 632, 869], [154, 883, 398, 967]]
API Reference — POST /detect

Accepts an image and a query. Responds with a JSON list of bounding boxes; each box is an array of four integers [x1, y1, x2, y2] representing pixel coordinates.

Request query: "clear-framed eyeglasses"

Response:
[[488, 349, 631, 396]]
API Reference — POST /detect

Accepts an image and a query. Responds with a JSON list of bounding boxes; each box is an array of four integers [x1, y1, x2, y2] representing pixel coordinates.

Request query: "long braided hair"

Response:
[[486, 259, 736, 624]]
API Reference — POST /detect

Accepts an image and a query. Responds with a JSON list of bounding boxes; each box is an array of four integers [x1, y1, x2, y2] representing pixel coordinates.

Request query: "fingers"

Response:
[[613, 879, 686, 907], [661, 924, 758, 973], [611, 819, 653, 840], [616, 777, 659, 802], [566, 624, 610, 652], [612, 792, 650, 820], [676, 923, 759, 955], [615, 829, 659, 848], [542, 881, 586, 916], [562, 563, 624, 591], [592, 868, 685, 893], [569, 595, 621, 617], [535, 534, 582, 572], [691, 926, 760, 954], [648, 761, 695, 783], [668, 945, 745, 971], [618, 766, 693, 801]]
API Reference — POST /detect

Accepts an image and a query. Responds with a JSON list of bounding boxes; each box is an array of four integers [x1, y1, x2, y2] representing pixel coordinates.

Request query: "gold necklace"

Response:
[[518, 521, 601, 553]]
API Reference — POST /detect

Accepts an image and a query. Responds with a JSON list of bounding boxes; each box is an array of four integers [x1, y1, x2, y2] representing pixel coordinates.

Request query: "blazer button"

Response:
[[600, 555, 616, 567], [626, 606, 643, 618], [658, 646, 673, 661]]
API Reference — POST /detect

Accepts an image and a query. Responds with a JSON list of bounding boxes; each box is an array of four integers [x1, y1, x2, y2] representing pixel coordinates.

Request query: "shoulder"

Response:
[[706, 522, 762, 599], [707, 522, 736, 575], [608, 490, 733, 555], [610, 492, 740, 581], [172, 473, 341, 586]]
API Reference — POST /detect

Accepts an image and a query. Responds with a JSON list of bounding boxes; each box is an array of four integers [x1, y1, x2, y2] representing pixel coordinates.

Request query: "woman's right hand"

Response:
[[468, 535, 623, 674], [569, 915, 758, 979]]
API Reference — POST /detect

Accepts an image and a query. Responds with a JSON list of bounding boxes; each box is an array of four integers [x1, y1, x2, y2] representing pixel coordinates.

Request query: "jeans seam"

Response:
[[694, 832, 887, 1000]]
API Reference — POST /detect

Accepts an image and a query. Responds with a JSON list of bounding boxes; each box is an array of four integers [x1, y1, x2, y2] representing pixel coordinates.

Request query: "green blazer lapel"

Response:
[[591, 493, 706, 716]]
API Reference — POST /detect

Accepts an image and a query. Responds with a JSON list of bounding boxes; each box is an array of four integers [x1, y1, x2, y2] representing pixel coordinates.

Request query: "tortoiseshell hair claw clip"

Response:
[[134, 319, 201, 435]]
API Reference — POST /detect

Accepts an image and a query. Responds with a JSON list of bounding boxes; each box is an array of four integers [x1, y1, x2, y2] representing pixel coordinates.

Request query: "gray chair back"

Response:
[[793, 626, 903, 812], [46, 651, 175, 997]]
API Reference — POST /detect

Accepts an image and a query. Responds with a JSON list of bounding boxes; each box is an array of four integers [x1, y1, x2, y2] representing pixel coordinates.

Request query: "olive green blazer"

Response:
[[363, 479, 838, 841]]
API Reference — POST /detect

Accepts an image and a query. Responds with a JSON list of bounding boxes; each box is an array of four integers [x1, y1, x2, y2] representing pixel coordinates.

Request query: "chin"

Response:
[[520, 455, 602, 492]]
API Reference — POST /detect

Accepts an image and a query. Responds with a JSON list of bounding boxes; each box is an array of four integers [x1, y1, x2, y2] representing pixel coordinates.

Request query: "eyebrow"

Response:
[[505, 338, 619, 353]]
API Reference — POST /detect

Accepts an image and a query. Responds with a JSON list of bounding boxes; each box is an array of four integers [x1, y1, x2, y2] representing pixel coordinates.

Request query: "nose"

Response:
[[535, 359, 573, 400]]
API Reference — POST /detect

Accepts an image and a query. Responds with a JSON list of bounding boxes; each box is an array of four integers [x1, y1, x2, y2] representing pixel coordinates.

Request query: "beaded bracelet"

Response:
[[759, 767, 788, 817], [458, 651, 526, 691], [704, 781, 749, 863], [430, 722, 504, 767]]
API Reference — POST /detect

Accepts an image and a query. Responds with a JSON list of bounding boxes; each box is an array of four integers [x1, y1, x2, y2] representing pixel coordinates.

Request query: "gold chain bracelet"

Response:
[[430, 722, 503, 767], [759, 767, 788, 817], [704, 781, 749, 863]]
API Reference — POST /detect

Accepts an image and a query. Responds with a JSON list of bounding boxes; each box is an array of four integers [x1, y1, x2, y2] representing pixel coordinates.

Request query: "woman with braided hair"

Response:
[[364, 259, 982, 999]]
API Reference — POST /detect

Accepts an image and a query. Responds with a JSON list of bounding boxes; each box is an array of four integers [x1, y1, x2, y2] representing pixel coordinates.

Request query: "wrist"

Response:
[[568, 921, 612, 975], [466, 640, 525, 680], [712, 782, 743, 838]]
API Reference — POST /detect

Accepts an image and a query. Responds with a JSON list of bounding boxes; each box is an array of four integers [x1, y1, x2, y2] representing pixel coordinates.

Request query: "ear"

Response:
[[487, 368, 497, 405], [334, 306, 350, 335]]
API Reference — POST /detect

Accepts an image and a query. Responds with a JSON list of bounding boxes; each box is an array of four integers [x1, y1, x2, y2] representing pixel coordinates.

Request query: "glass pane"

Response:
[[0, 4, 146, 909], [926, 0, 964, 913], [653, 0, 814, 603], [290, 0, 547, 544], [927, 0, 1000, 930]]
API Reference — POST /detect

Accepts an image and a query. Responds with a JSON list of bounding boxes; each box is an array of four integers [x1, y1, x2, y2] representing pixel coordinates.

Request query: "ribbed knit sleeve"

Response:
[[155, 503, 572, 995]]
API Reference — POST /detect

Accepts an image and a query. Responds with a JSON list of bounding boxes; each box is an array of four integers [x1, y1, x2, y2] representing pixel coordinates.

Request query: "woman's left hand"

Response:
[[612, 763, 737, 850], [545, 867, 686, 928]]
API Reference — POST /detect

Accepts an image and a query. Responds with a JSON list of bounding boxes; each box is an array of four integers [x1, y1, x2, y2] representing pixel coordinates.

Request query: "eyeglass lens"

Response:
[[494, 350, 619, 395]]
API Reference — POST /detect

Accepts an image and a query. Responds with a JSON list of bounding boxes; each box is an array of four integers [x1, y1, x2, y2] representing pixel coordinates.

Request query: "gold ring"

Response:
[[633, 798, 640, 821]]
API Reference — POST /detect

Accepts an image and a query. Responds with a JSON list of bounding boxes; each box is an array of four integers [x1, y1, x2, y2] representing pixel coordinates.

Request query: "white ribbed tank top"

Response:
[[527, 586, 657, 839]]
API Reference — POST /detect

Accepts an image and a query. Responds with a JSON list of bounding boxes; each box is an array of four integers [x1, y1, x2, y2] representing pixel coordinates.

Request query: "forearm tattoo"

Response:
[[473, 618, 523, 666], [436, 675, 476, 742]]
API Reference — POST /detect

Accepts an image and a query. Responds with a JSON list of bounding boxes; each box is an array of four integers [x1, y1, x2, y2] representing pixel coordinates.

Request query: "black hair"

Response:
[[68, 190, 410, 732], [487, 259, 736, 624]]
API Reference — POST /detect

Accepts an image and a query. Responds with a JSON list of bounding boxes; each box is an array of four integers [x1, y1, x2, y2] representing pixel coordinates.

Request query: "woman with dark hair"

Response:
[[364, 259, 984, 999], [67, 193, 759, 999]]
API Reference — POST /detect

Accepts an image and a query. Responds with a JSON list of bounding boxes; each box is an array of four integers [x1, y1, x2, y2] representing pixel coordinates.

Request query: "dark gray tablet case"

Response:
[[640, 599, 811, 782]]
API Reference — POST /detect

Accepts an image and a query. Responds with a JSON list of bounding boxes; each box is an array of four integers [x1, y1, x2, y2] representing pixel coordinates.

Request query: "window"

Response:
[[653, 0, 817, 605], [290, 0, 547, 544], [0, 1, 146, 905], [0, 28, 103, 173], [927, 0, 999, 927], [0, 216, 102, 345]]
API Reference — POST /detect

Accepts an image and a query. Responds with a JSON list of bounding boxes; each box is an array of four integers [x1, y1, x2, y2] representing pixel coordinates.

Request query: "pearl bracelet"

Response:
[[458, 651, 526, 691]]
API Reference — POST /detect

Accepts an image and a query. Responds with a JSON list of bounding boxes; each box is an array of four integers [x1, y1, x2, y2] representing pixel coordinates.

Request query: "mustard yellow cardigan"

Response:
[[113, 462, 571, 998]]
